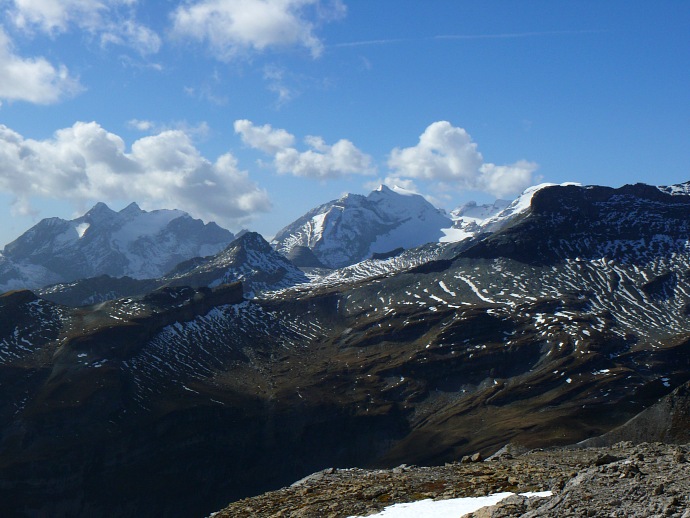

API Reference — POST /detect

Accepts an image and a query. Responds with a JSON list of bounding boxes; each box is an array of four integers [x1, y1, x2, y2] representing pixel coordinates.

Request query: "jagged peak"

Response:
[[85, 201, 115, 216]]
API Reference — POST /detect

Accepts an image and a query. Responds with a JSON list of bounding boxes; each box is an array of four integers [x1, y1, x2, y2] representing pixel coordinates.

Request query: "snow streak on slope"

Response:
[[122, 300, 329, 408], [0, 297, 64, 364], [341, 254, 690, 348], [297, 244, 448, 291]]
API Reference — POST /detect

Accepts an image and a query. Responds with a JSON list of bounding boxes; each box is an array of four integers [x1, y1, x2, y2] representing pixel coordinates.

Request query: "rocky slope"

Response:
[[0, 202, 234, 292], [215, 442, 690, 518], [272, 185, 452, 268]]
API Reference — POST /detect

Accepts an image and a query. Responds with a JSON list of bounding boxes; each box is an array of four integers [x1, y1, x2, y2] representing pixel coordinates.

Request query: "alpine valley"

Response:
[[3, 181, 690, 517]]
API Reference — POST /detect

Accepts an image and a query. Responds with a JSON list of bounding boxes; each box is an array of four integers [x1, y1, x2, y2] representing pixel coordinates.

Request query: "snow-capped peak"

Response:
[[373, 184, 417, 197], [273, 186, 452, 268]]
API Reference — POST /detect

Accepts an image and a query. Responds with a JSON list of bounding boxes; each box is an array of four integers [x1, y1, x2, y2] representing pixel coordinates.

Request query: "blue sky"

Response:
[[0, 1, 688, 246]]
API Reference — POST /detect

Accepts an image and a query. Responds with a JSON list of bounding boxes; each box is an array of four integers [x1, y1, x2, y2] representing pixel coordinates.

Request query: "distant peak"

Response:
[[235, 231, 270, 248], [374, 184, 392, 193], [120, 202, 142, 215], [90, 201, 111, 211], [85, 202, 115, 217]]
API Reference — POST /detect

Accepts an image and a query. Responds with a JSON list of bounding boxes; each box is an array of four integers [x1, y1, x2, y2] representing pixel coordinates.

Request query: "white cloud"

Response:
[[171, 0, 345, 60], [478, 161, 539, 198], [388, 121, 538, 197], [235, 119, 374, 179], [9, 0, 161, 55], [263, 65, 295, 105], [9, 0, 108, 33], [0, 121, 271, 226], [127, 119, 211, 139], [0, 28, 82, 103], [234, 119, 295, 154], [127, 118, 154, 131], [100, 19, 162, 55]]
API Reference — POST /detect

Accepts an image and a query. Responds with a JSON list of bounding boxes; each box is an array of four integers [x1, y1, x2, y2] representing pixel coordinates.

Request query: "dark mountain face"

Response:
[[462, 182, 690, 265], [3, 181, 690, 517]]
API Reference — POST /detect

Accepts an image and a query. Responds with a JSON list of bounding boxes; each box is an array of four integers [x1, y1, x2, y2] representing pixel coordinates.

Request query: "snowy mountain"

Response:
[[39, 232, 309, 305], [445, 199, 510, 239], [440, 183, 579, 243], [0, 202, 234, 292], [272, 185, 453, 268]]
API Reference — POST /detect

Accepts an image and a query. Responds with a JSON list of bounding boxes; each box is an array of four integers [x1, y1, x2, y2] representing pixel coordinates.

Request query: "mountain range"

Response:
[[0, 202, 234, 293], [3, 180, 690, 517]]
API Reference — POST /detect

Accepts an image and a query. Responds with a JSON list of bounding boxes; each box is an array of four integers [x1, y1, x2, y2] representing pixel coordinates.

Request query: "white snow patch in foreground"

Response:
[[347, 491, 552, 518]]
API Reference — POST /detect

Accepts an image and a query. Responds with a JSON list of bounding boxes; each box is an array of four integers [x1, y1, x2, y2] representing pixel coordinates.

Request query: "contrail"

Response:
[[333, 30, 603, 48]]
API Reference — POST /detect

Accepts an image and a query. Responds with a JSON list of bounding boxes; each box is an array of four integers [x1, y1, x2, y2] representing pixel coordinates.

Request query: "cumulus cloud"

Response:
[[0, 28, 82, 103], [388, 121, 538, 198], [9, 0, 161, 55], [234, 119, 295, 154], [171, 0, 345, 60], [0, 121, 270, 226], [234, 119, 374, 179]]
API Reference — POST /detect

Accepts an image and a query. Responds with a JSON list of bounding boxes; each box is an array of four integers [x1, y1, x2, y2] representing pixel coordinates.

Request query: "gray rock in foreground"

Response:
[[214, 442, 690, 518]]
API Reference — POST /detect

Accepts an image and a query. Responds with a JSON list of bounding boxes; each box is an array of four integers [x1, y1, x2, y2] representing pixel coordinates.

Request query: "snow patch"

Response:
[[75, 222, 90, 238], [347, 491, 552, 518]]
